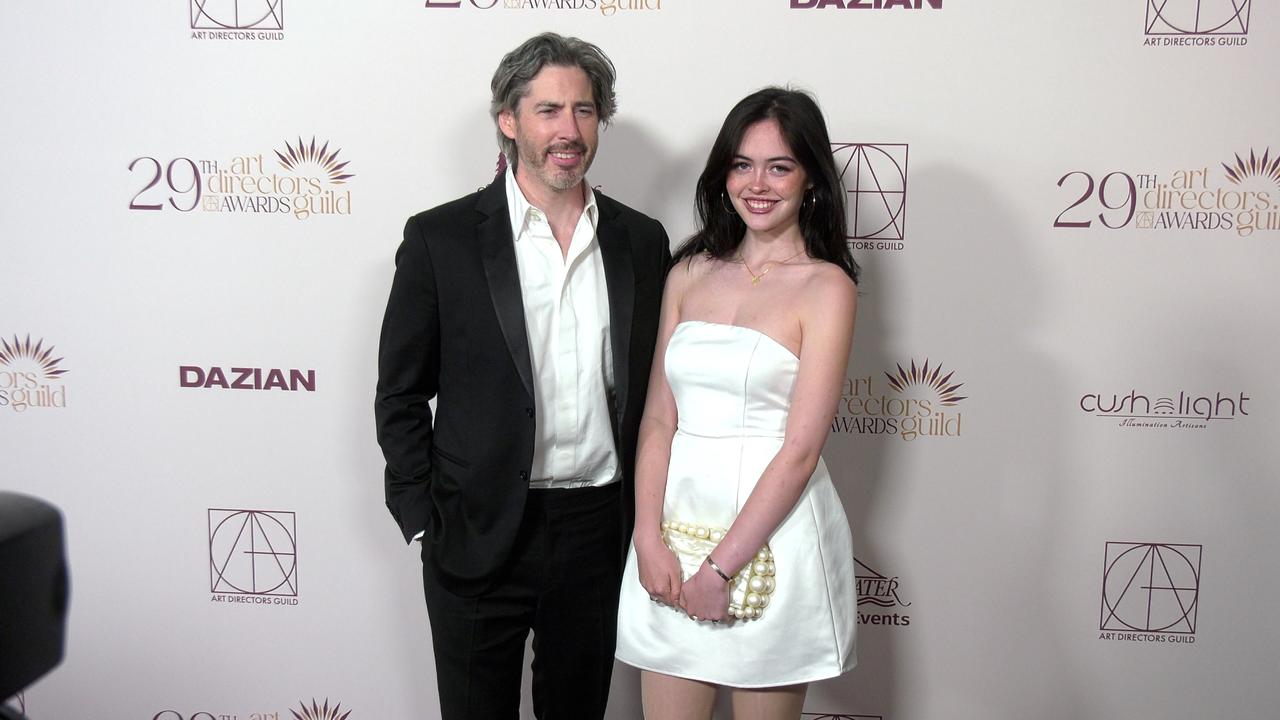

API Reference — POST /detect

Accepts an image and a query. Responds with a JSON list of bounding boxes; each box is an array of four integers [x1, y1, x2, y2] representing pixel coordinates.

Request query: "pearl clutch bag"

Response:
[[661, 519, 776, 620]]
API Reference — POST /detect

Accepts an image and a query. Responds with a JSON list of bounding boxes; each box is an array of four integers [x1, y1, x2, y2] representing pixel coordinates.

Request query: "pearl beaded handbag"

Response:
[[660, 519, 776, 620]]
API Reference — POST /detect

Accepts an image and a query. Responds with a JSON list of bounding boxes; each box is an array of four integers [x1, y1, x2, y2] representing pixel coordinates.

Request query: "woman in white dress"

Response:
[[615, 88, 861, 718]]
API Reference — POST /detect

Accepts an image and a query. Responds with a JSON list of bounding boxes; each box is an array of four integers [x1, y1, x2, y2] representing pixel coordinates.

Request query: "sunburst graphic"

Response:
[[884, 359, 965, 406], [290, 698, 351, 720], [0, 335, 68, 380], [275, 137, 355, 184], [1222, 148, 1280, 188]]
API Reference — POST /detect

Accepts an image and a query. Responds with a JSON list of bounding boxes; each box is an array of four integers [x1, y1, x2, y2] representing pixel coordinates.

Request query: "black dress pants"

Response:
[[422, 483, 624, 720]]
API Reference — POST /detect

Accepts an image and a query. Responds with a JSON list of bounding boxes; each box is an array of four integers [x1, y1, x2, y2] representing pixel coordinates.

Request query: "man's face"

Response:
[[499, 64, 600, 195]]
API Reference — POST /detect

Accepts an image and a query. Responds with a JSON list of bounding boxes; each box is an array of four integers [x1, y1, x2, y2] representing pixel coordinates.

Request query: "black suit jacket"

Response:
[[375, 179, 670, 595]]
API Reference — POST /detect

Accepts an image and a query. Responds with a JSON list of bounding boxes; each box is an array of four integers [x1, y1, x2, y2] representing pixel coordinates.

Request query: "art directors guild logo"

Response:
[[1079, 389, 1249, 430], [833, 143, 908, 252], [1099, 542, 1200, 644], [190, 0, 285, 41], [856, 558, 912, 627], [128, 137, 354, 220], [152, 698, 350, 720], [290, 699, 351, 720], [833, 359, 966, 441], [424, 0, 661, 16], [209, 508, 299, 606], [1144, 0, 1249, 46], [0, 335, 69, 413], [1054, 148, 1279, 236]]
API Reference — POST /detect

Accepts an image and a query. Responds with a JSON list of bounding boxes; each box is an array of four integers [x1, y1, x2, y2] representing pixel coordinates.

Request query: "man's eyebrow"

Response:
[[533, 100, 564, 110]]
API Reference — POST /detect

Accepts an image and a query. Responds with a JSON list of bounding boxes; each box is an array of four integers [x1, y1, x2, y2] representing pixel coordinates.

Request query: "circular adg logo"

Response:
[[831, 143, 908, 245], [1100, 542, 1201, 633], [191, 0, 284, 30], [1146, 0, 1250, 35], [208, 509, 298, 596]]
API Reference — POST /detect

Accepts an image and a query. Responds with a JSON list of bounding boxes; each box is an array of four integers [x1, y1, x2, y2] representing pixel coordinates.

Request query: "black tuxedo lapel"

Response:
[[476, 182, 535, 401], [597, 200, 634, 426]]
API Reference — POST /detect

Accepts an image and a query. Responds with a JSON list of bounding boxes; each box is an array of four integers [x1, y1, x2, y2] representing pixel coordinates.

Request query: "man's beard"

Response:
[[515, 137, 594, 192]]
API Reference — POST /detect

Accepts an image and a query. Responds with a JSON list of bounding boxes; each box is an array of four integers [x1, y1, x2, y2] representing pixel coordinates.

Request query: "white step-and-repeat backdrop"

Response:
[[3, 1, 1278, 718]]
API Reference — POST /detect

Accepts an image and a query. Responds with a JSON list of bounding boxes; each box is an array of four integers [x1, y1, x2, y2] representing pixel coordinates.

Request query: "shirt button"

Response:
[[525, 407, 535, 418], [519, 470, 530, 481]]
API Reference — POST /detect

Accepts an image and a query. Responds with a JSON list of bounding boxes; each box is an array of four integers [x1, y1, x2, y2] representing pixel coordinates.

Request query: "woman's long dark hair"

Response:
[[673, 87, 860, 283]]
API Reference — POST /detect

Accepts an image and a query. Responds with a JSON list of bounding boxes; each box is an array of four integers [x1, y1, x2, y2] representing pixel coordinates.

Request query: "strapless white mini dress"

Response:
[[615, 321, 857, 687]]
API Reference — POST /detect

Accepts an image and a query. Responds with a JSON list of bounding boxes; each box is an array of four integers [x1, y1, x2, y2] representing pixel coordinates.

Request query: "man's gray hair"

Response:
[[489, 33, 618, 168]]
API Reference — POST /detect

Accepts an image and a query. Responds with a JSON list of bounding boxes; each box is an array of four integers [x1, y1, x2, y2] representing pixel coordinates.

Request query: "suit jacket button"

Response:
[[525, 407, 535, 418], [519, 470, 529, 481]]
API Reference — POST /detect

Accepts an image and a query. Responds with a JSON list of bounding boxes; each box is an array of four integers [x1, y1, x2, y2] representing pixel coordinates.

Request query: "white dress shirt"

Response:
[[505, 169, 619, 489]]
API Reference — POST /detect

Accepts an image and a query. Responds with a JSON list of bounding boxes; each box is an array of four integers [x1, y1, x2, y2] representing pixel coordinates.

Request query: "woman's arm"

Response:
[[679, 265, 858, 621], [631, 257, 696, 606]]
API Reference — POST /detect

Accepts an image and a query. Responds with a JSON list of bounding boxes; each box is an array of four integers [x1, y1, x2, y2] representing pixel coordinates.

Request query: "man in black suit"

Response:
[[375, 33, 670, 719]]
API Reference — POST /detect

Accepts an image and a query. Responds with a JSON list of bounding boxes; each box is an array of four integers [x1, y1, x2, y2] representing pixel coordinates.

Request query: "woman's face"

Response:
[[725, 118, 810, 240]]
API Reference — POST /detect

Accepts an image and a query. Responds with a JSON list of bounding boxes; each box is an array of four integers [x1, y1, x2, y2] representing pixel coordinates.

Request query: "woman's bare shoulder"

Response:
[[669, 251, 719, 286], [798, 261, 857, 316]]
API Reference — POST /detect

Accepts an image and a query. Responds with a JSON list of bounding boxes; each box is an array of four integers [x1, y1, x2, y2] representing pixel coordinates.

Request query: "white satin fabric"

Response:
[[615, 321, 857, 688]]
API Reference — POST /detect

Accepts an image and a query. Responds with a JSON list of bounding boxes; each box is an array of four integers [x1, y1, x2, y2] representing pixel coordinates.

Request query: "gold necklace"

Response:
[[739, 248, 806, 286]]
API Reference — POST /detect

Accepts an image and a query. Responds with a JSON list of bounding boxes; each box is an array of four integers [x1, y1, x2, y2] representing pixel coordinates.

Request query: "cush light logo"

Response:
[[832, 143, 908, 252], [190, 0, 285, 40], [127, 137, 354, 221], [1099, 542, 1200, 645], [424, 0, 662, 17], [856, 557, 912, 627], [1079, 388, 1249, 430], [0, 335, 69, 413], [1054, 147, 1279, 236], [1144, 0, 1249, 46], [209, 508, 299, 606], [833, 359, 966, 441]]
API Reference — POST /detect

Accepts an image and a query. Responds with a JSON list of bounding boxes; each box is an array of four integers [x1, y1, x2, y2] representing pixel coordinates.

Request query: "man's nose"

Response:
[[556, 112, 582, 141]]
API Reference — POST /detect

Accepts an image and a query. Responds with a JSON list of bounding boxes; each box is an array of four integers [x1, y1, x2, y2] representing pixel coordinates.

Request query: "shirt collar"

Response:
[[504, 167, 598, 241]]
